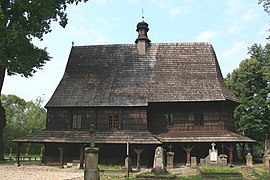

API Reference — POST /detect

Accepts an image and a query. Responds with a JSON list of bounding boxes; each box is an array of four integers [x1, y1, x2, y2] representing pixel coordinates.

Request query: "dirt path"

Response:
[[0, 162, 200, 180]]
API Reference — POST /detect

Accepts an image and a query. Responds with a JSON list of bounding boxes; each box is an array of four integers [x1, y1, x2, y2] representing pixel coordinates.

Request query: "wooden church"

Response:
[[14, 20, 255, 167]]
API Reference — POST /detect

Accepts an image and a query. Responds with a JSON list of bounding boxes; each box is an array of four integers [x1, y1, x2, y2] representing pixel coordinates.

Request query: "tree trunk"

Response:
[[0, 68, 6, 160]]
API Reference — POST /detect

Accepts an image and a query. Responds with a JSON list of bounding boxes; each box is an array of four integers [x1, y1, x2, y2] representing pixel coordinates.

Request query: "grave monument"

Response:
[[84, 124, 100, 180], [246, 153, 253, 167], [166, 144, 174, 169], [152, 147, 165, 172]]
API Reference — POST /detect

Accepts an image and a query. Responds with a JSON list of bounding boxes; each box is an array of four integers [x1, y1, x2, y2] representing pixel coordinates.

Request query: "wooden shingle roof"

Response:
[[14, 130, 255, 144], [13, 130, 161, 144], [46, 42, 237, 107], [155, 130, 256, 143]]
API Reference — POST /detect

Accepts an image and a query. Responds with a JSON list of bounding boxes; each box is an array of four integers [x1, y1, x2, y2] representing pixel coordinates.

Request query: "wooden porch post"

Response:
[[58, 145, 64, 168], [16, 143, 21, 166], [229, 143, 233, 164], [187, 144, 191, 166], [134, 148, 144, 170], [79, 144, 84, 169], [250, 143, 254, 156], [240, 143, 246, 161], [182, 144, 194, 166], [234, 144, 238, 162]]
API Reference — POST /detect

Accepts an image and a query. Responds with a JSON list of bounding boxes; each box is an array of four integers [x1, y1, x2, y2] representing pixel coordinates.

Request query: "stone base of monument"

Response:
[[84, 169, 100, 180], [124, 156, 132, 172], [151, 167, 167, 173], [84, 147, 100, 180]]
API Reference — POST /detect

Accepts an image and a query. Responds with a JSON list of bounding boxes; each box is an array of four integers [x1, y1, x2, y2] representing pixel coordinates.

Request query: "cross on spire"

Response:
[[142, 8, 144, 21]]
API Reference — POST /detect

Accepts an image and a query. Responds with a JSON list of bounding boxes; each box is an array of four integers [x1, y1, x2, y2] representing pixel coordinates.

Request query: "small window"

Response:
[[194, 112, 204, 126], [72, 114, 82, 129], [164, 113, 174, 126], [109, 115, 118, 129]]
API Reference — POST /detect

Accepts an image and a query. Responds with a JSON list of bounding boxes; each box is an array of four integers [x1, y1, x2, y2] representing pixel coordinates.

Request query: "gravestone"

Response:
[[84, 124, 100, 180], [152, 147, 165, 172], [191, 157, 197, 168], [166, 152, 174, 169], [125, 156, 132, 172], [219, 154, 228, 166], [204, 143, 228, 166], [209, 143, 218, 163], [263, 150, 270, 168], [246, 153, 253, 167], [200, 158, 206, 165]]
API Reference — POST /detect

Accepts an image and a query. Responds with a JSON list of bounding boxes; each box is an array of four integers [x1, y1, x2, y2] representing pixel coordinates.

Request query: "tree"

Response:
[[0, 0, 88, 160], [225, 43, 270, 144], [259, 0, 270, 39], [1, 94, 46, 153]]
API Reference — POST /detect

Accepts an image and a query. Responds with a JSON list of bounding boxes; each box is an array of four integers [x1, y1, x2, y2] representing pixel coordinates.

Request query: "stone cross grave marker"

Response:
[[210, 143, 218, 162]]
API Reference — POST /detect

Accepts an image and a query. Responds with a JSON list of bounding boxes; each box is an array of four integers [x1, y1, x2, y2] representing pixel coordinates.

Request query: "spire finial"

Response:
[[142, 8, 144, 22]]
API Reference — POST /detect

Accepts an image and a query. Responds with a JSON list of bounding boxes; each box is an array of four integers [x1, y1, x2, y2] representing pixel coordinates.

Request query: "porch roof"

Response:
[[155, 130, 256, 143], [13, 130, 161, 144]]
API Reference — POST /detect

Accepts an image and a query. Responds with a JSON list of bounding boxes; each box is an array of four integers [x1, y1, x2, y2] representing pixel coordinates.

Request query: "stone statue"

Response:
[[89, 123, 96, 148]]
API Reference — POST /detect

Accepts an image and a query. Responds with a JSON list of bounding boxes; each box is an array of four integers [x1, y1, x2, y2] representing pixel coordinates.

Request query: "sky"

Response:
[[2, 0, 269, 105]]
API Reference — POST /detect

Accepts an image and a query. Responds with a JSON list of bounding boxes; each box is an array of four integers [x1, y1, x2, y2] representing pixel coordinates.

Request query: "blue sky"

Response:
[[2, 0, 269, 104]]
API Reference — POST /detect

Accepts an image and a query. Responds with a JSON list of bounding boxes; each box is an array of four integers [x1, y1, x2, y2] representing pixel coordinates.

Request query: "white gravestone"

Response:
[[209, 143, 218, 162], [153, 147, 165, 171]]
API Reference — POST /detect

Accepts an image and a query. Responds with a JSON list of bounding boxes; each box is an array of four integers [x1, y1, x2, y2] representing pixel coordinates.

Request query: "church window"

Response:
[[72, 114, 82, 129], [194, 112, 204, 126], [109, 115, 118, 129], [164, 113, 174, 126]]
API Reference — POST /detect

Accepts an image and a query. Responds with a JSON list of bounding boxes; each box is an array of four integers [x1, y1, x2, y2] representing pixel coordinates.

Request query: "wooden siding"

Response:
[[46, 107, 147, 131], [148, 102, 236, 133]]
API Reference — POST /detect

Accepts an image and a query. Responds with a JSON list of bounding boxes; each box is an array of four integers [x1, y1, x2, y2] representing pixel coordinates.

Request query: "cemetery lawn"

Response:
[[98, 164, 122, 170], [201, 164, 270, 179]]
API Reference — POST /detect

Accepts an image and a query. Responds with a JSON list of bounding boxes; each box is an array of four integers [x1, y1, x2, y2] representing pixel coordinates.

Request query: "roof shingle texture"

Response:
[[46, 42, 237, 107]]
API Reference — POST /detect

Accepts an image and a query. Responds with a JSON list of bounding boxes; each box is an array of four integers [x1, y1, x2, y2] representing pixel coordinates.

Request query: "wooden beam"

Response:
[[58, 145, 64, 168], [229, 144, 233, 164], [79, 144, 84, 169], [134, 148, 144, 170], [181, 144, 194, 166], [16, 143, 21, 166]]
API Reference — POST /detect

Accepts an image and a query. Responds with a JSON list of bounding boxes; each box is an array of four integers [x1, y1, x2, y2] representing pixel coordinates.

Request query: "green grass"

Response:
[[98, 164, 122, 170], [202, 165, 238, 173], [201, 164, 270, 180], [137, 171, 177, 179], [176, 174, 202, 180], [100, 173, 136, 180], [1, 153, 42, 162]]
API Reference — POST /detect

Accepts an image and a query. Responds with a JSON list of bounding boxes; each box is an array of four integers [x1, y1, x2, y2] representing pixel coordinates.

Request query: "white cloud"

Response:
[[220, 42, 246, 61], [128, 0, 138, 5], [226, 0, 247, 15], [92, 0, 111, 6], [226, 25, 241, 35], [241, 8, 260, 23], [169, 6, 186, 18], [151, 0, 170, 9], [195, 31, 220, 42], [258, 24, 269, 36], [63, 27, 106, 44]]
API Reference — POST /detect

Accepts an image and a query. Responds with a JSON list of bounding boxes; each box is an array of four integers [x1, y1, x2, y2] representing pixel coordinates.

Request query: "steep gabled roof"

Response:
[[46, 42, 237, 107]]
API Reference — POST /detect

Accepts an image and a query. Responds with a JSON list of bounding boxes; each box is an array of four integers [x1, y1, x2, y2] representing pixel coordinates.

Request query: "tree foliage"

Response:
[[1, 94, 46, 153], [225, 43, 270, 143], [0, 0, 88, 77], [0, 0, 88, 160]]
